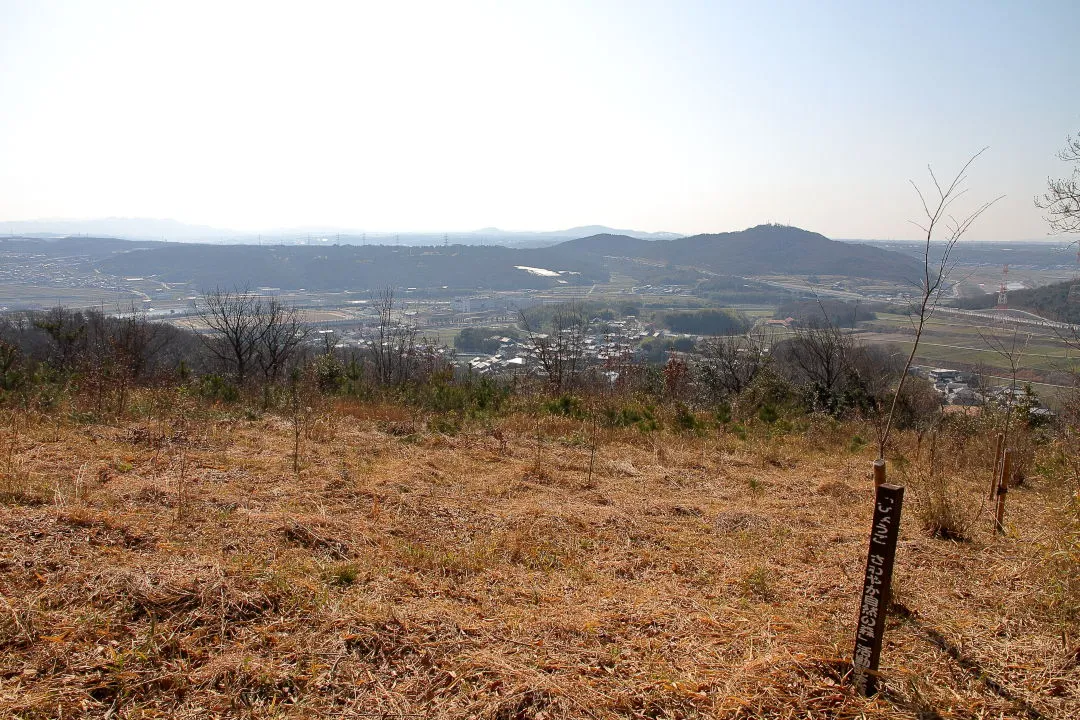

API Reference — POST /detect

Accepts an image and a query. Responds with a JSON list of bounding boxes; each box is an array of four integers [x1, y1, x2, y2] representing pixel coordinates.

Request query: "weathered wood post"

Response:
[[873, 458, 886, 489], [989, 433, 1004, 500], [995, 449, 1013, 534], [853, 478, 905, 696]]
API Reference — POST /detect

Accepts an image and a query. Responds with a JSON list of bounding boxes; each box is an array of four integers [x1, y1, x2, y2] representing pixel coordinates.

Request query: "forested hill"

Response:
[[958, 279, 1080, 323], [552, 224, 923, 282], [78, 224, 922, 292]]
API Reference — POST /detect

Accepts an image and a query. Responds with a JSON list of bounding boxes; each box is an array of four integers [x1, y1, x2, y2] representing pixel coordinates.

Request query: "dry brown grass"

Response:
[[0, 398, 1076, 718]]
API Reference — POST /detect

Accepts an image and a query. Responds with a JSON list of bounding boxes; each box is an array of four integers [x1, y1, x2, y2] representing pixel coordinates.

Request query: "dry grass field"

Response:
[[0, 397, 1076, 718]]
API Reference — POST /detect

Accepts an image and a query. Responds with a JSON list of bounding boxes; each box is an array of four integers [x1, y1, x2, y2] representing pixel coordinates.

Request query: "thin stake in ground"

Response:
[[995, 449, 1013, 534]]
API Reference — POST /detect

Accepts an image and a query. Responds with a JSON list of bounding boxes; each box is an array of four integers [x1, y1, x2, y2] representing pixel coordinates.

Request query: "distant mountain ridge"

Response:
[[1, 218, 681, 245], [4, 223, 922, 293], [1, 218, 239, 241], [474, 225, 683, 241]]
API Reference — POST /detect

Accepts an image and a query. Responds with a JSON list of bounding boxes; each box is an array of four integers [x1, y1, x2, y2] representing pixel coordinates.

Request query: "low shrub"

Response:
[[600, 403, 659, 432], [196, 374, 240, 403], [544, 393, 585, 418]]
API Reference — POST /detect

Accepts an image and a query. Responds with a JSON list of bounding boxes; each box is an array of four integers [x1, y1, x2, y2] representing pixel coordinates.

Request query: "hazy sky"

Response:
[[1, 0, 1077, 239]]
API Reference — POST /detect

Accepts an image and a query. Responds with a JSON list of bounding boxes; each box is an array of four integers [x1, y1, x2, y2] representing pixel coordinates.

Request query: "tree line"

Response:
[[0, 288, 946, 433], [0, 287, 452, 412]]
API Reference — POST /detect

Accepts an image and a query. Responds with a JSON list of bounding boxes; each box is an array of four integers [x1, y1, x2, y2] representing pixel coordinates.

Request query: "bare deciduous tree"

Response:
[[365, 287, 419, 387], [848, 344, 903, 404], [978, 323, 1032, 451], [0, 340, 18, 385], [519, 303, 587, 393], [696, 330, 768, 402], [109, 303, 169, 412], [1032, 132, 1080, 350], [34, 306, 87, 372], [194, 288, 265, 386], [318, 329, 338, 356], [110, 304, 167, 380], [1035, 132, 1080, 235], [256, 297, 308, 384], [195, 290, 308, 387], [878, 149, 1001, 459], [780, 322, 853, 412]]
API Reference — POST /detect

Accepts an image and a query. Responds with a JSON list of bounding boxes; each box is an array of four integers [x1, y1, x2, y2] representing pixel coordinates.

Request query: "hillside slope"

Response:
[[673, 225, 922, 279], [551, 225, 923, 282], [0, 403, 1074, 718], [959, 278, 1080, 323]]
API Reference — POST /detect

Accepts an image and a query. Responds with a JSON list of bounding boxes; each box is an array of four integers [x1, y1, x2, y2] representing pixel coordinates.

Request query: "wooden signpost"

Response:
[[853, 481, 905, 696]]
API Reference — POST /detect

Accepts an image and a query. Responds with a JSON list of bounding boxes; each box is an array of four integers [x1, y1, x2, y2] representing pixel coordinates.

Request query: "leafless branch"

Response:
[[878, 149, 1000, 459]]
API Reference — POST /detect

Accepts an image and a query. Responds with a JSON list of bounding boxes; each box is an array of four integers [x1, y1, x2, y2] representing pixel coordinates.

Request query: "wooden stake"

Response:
[[853, 480, 905, 696], [995, 449, 1012, 534], [873, 459, 886, 489], [989, 433, 1004, 500], [534, 416, 542, 475]]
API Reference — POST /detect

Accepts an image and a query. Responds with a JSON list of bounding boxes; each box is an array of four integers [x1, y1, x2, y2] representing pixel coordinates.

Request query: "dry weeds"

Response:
[[0, 398, 1075, 718]]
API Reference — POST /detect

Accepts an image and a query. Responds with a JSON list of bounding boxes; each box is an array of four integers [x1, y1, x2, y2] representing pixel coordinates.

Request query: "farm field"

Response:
[[860, 313, 1080, 395], [0, 284, 145, 311]]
